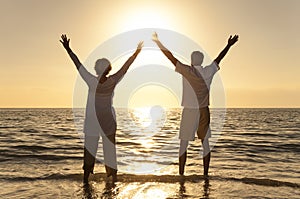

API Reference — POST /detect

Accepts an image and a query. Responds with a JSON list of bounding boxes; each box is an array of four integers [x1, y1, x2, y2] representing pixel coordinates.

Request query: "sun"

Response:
[[121, 8, 175, 31]]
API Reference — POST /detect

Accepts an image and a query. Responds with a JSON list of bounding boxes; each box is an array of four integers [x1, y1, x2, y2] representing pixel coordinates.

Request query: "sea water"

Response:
[[0, 108, 299, 198]]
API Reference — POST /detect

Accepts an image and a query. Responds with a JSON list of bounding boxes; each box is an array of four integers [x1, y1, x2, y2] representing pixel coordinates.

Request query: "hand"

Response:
[[60, 34, 70, 50], [152, 32, 159, 42], [228, 35, 239, 46], [136, 41, 144, 53]]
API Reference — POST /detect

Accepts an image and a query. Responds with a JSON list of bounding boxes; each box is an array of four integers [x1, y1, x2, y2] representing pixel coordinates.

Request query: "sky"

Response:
[[0, 0, 299, 108]]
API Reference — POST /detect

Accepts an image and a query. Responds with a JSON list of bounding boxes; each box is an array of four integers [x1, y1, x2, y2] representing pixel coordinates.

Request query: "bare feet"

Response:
[[112, 173, 118, 183]]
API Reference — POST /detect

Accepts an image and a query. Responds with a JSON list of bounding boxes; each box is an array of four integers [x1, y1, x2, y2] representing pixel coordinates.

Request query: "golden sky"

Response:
[[0, 0, 299, 108]]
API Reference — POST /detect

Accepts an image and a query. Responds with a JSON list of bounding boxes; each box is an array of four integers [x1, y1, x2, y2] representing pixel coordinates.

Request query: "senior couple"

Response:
[[60, 32, 238, 183]]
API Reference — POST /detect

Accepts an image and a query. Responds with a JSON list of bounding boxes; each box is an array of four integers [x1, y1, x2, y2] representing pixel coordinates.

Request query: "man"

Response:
[[152, 32, 238, 176]]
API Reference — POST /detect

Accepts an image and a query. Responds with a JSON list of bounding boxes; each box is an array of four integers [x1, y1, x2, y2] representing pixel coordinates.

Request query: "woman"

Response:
[[60, 34, 143, 183]]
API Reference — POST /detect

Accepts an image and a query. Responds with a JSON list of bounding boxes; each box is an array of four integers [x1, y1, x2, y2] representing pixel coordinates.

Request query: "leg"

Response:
[[179, 139, 189, 175], [201, 138, 210, 176], [102, 134, 117, 181], [178, 108, 199, 175], [83, 147, 93, 184], [83, 136, 100, 183], [197, 107, 211, 176]]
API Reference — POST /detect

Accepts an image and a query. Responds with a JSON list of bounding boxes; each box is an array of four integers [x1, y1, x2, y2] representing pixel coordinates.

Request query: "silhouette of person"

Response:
[[60, 34, 143, 183], [152, 32, 238, 176]]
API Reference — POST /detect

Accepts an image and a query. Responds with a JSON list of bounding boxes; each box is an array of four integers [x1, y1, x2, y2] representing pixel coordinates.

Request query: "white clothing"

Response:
[[179, 62, 219, 108], [175, 61, 219, 141], [71, 53, 126, 136]]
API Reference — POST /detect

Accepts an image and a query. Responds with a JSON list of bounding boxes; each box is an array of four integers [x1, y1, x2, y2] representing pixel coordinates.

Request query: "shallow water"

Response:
[[0, 108, 299, 198]]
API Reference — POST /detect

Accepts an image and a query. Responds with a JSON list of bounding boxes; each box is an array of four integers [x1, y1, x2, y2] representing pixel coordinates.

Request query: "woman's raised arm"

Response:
[[111, 41, 143, 81], [60, 34, 95, 85]]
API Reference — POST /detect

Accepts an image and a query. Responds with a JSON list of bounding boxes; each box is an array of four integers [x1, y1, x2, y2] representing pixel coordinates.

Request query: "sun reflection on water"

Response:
[[130, 107, 152, 128], [124, 106, 169, 173], [139, 139, 155, 149], [124, 162, 162, 174], [138, 187, 168, 199], [130, 106, 166, 129], [129, 105, 166, 149]]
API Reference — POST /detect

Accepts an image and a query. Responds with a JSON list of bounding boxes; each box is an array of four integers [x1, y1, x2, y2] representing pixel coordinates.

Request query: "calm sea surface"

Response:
[[0, 108, 299, 198]]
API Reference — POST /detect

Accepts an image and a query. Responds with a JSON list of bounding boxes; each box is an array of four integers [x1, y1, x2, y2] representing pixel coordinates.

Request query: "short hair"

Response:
[[191, 51, 204, 66], [94, 58, 111, 75]]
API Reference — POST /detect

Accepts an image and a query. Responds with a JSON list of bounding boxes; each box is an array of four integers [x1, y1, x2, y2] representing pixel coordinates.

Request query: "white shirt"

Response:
[[176, 61, 219, 108]]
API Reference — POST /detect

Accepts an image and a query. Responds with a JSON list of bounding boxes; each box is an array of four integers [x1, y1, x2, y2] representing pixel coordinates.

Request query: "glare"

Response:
[[133, 187, 168, 199], [118, 183, 170, 198], [129, 106, 166, 149], [131, 107, 152, 128], [141, 188, 168, 199], [124, 162, 161, 174], [111, 49, 189, 73], [128, 85, 179, 108], [122, 10, 174, 31], [130, 106, 166, 129], [139, 139, 155, 149]]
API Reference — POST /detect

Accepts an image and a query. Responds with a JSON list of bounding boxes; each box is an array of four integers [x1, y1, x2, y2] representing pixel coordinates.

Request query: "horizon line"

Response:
[[0, 107, 299, 109]]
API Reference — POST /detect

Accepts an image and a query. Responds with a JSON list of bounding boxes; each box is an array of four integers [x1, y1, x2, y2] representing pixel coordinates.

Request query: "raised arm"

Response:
[[152, 32, 180, 66], [111, 41, 143, 81], [60, 34, 95, 85], [214, 35, 239, 66], [121, 41, 143, 72], [60, 34, 83, 70]]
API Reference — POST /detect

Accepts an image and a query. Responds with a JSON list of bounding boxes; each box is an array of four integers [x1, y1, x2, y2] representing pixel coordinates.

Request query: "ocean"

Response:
[[0, 108, 299, 198]]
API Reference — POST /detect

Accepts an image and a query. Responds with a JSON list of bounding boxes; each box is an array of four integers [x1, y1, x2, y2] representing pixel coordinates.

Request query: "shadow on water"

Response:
[[178, 178, 187, 198], [202, 178, 210, 199]]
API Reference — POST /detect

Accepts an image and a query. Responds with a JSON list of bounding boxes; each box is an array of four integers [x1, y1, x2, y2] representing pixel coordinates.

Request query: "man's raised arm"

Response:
[[214, 35, 239, 66], [152, 32, 180, 66]]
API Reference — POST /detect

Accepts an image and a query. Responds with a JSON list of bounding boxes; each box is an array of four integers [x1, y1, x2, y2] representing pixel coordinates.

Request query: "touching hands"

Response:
[[60, 34, 71, 50], [228, 35, 239, 46]]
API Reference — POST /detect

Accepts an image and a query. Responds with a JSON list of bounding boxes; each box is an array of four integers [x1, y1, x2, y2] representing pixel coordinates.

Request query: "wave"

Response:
[[4, 173, 299, 188], [0, 153, 82, 161], [224, 177, 300, 188], [0, 126, 15, 129], [20, 128, 39, 133], [11, 145, 81, 151], [57, 127, 76, 131], [48, 134, 78, 139]]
